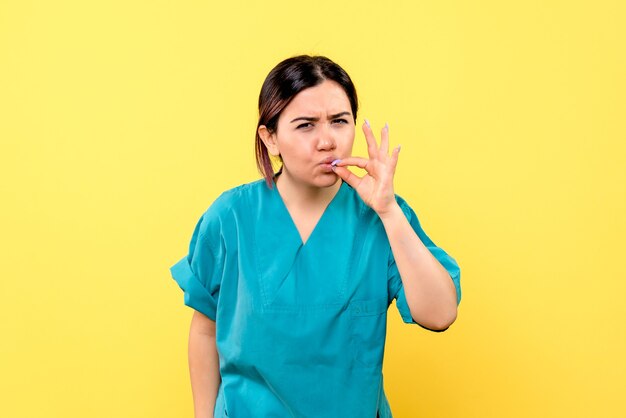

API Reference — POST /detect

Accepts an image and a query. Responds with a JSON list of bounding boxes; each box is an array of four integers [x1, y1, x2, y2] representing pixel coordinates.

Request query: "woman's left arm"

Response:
[[378, 202, 458, 330], [332, 120, 458, 330]]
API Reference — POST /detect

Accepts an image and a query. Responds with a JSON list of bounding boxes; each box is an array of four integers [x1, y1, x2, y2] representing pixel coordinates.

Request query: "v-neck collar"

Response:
[[270, 178, 347, 247]]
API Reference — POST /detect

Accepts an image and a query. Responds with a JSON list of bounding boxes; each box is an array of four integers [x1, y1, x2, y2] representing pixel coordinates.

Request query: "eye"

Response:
[[332, 118, 349, 125], [296, 123, 313, 129]]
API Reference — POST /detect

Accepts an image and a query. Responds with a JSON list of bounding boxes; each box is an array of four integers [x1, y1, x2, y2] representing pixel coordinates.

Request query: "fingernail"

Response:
[[398, 144, 401, 151], [365, 119, 370, 128], [385, 122, 389, 131], [331, 159, 342, 166]]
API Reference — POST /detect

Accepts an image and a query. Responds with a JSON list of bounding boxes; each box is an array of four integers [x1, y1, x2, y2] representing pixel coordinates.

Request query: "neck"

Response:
[[275, 169, 341, 208]]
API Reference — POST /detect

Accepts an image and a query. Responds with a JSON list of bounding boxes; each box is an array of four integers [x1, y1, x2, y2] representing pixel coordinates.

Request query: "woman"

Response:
[[170, 55, 462, 418]]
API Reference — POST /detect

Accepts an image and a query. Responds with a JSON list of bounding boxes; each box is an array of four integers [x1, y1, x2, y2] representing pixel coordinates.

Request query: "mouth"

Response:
[[319, 156, 340, 174], [319, 156, 339, 165]]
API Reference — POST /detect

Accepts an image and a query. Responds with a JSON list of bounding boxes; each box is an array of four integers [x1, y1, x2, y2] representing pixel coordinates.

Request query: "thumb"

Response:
[[332, 165, 362, 189]]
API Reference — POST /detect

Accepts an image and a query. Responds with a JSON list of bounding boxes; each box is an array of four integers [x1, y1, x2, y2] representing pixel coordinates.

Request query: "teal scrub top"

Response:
[[169, 178, 462, 418]]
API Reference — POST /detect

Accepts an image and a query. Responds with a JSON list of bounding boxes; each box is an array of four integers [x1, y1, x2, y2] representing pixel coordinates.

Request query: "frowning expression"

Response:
[[259, 79, 356, 188]]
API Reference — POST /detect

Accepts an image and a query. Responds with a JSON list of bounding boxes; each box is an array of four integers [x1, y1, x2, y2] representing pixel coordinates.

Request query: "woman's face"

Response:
[[259, 79, 355, 189]]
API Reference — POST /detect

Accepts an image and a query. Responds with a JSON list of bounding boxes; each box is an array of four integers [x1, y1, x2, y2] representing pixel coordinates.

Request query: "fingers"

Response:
[[363, 120, 392, 159], [362, 120, 379, 159], [335, 156, 369, 170], [332, 166, 362, 190], [391, 144, 401, 170], [380, 123, 389, 156]]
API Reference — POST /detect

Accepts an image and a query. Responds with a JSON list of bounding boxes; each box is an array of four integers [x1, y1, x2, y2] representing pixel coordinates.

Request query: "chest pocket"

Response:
[[349, 295, 388, 367]]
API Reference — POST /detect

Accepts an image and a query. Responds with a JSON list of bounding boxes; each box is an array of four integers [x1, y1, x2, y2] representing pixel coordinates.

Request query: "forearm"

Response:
[[188, 319, 221, 418], [379, 203, 458, 330]]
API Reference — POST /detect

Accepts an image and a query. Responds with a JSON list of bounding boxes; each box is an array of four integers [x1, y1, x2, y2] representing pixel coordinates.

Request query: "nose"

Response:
[[316, 122, 336, 151]]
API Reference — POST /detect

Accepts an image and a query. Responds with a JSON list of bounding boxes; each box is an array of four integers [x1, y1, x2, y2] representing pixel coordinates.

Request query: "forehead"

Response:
[[283, 80, 351, 115]]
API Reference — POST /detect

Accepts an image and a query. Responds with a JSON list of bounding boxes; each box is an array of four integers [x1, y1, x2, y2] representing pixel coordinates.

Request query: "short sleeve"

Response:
[[387, 197, 462, 331], [169, 209, 224, 321]]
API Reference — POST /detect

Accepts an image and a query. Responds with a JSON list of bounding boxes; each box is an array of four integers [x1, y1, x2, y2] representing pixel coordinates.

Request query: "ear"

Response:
[[258, 125, 280, 157]]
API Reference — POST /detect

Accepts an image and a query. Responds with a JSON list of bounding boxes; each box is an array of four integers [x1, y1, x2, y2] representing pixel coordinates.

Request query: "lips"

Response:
[[319, 156, 339, 165], [318, 156, 339, 174]]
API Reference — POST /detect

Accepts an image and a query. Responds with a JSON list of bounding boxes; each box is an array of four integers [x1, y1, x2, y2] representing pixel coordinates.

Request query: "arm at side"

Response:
[[188, 310, 221, 418]]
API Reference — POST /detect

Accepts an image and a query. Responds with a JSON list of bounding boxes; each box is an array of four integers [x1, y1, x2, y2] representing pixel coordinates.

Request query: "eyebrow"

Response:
[[290, 111, 351, 123]]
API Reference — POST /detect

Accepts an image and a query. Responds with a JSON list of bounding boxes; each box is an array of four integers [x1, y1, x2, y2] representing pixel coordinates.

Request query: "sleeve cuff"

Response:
[[395, 285, 417, 324], [395, 286, 452, 333], [169, 256, 217, 321]]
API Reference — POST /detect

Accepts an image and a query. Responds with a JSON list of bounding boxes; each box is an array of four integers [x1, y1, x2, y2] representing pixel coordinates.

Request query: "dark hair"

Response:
[[255, 55, 359, 188]]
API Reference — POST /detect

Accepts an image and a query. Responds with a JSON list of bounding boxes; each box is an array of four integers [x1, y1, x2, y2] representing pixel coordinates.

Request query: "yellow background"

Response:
[[1, 1, 624, 417]]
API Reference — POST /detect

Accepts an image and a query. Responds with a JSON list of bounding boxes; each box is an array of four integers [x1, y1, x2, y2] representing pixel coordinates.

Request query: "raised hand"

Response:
[[332, 120, 401, 216]]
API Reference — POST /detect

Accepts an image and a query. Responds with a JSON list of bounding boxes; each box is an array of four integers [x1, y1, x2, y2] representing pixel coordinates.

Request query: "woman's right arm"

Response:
[[188, 310, 221, 418]]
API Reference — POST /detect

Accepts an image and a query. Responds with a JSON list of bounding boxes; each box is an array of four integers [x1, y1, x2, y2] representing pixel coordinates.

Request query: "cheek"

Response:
[[340, 131, 355, 150], [279, 140, 309, 162]]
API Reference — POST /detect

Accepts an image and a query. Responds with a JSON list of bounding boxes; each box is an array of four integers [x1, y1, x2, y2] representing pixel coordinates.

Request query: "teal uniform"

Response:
[[169, 178, 462, 417]]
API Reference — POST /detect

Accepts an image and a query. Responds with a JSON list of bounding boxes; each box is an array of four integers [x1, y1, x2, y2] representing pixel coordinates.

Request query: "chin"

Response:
[[282, 167, 339, 189], [312, 174, 341, 188]]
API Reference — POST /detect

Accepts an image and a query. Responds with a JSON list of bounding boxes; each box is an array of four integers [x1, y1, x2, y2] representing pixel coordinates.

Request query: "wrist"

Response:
[[376, 200, 403, 223]]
